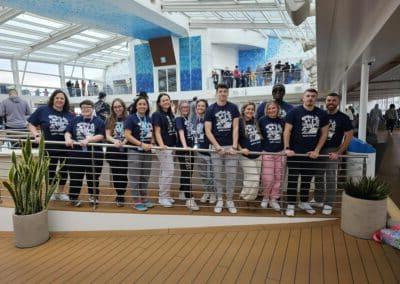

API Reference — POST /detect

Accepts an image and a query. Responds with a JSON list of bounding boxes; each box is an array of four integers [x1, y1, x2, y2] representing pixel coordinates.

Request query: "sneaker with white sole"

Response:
[[179, 191, 186, 200], [214, 199, 224, 213], [71, 200, 81, 207], [286, 204, 295, 216], [261, 198, 269, 209], [186, 198, 200, 211], [209, 193, 217, 204], [50, 193, 57, 201], [269, 199, 281, 211], [322, 205, 333, 215], [226, 200, 237, 214], [59, 193, 70, 202], [310, 198, 324, 208], [158, 198, 173, 208], [88, 195, 99, 206], [298, 202, 316, 214], [200, 193, 209, 203], [168, 197, 176, 204]]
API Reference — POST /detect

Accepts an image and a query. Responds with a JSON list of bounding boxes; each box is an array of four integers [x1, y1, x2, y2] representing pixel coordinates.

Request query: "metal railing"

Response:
[[0, 131, 368, 216]]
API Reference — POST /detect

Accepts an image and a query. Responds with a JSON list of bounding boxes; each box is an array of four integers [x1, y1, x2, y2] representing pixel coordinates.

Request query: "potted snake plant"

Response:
[[2, 137, 63, 248], [341, 176, 390, 239]]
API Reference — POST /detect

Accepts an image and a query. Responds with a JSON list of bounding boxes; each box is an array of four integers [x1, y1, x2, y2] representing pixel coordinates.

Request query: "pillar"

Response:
[[358, 61, 370, 142]]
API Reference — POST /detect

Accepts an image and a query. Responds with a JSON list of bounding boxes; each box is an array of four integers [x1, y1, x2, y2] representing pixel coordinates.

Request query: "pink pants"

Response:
[[262, 154, 286, 200]]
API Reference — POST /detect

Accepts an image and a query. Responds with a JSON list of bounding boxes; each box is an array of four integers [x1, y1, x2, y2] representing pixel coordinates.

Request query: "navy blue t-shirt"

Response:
[[124, 113, 152, 151], [176, 116, 194, 147], [256, 100, 293, 120], [108, 117, 125, 141], [151, 111, 177, 147], [204, 102, 240, 146], [285, 105, 329, 153], [239, 118, 262, 159], [259, 116, 285, 152], [66, 115, 105, 154], [192, 116, 210, 155], [28, 106, 74, 141], [325, 111, 353, 149]]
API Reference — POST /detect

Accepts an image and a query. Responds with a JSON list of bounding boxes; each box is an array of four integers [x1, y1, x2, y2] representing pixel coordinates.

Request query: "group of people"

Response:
[[369, 103, 399, 136], [66, 80, 99, 97], [3, 80, 350, 217]]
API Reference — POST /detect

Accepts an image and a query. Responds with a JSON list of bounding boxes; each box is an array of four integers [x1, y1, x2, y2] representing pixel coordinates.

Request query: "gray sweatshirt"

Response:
[[0, 97, 32, 128]]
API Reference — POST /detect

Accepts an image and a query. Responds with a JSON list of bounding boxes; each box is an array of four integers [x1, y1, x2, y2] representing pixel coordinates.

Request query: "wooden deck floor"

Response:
[[1, 220, 399, 283]]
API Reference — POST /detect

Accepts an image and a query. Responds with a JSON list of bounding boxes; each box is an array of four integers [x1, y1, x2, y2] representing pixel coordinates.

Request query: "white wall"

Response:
[[211, 44, 238, 70], [208, 29, 266, 49], [104, 60, 130, 91]]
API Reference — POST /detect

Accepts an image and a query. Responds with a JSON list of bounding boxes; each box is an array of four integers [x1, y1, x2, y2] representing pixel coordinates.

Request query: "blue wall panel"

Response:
[[135, 44, 154, 93], [266, 36, 281, 60], [238, 48, 266, 71], [180, 36, 202, 91]]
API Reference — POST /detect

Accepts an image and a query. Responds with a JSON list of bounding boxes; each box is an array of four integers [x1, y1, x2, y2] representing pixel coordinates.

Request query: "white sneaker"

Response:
[[298, 202, 316, 214], [261, 198, 269, 209], [269, 199, 281, 212], [209, 193, 217, 204], [310, 198, 324, 208], [50, 194, 57, 201], [179, 192, 186, 200], [158, 198, 173, 208], [226, 200, 237, 214], [286, 204, 295, 217], [88, 195, 99, 205], [186, 198, 200, 211], [59, 193, 70, 201], [322, 205, 333, 215], [200, 193, 209, 203], [168, 197, 176, 204], [214, 199, 224, 214], [71, 200, 81, 207]]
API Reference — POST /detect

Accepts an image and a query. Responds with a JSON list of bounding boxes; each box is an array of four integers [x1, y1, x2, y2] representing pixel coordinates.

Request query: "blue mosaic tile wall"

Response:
[[238, 48, 266, 71], [179, 36, 202, 91], [134, 44, 154, 93], [266, 36, 281, 60]]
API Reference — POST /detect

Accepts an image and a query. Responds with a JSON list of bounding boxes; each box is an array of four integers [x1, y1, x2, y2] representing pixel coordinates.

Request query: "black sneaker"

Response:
[[88, 195, 99, 206], [116, 197, 125, 207], [71, 200, 81, 207]]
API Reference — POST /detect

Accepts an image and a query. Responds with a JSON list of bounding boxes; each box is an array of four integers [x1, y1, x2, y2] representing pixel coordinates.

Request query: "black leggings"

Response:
[[386, 119, 396, 132], [68, 150, 103, 200], [106, 148, 128, 198], [177, 150, 194, 198], [47, 145, 69, 186]]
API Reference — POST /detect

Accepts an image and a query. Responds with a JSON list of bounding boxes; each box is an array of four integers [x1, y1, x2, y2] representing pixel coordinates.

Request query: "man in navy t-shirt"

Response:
[[256, 84, 293, 119], [205, 83, 240, 214], [314, 93, 354, 215], [283, 88, 329, 216]]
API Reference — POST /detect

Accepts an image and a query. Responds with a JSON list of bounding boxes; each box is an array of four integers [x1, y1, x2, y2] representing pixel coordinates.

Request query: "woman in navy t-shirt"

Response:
[[28, 89, 74, 202], [258, 101, 285, 211], [176, 101, 199, 211], [238, 102, 263, 201], [151, 93, 177, 208], [105, 99, 128, 207], [65, 100, 105, 207], [124, 95, 154, 211]]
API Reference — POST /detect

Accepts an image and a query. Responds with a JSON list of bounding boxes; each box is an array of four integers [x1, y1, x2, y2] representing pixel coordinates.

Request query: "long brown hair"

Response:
[[105, 98, 127, 131], [264, 100, 281, 118], [240, 102, 260, 138]]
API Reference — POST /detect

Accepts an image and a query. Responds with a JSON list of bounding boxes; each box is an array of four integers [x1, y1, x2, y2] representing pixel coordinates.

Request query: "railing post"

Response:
[[91, 145, 97, 210]]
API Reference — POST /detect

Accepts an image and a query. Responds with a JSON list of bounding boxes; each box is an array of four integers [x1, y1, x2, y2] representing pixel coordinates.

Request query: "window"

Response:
[[18, 61, 59, 75], [84, 67, 103, 81], [0, 71, 14, 84], [0, 59, 11, 71], [19, 72, 61, 88], [64, 65, 83, 78], [158, 67, 176, 92]]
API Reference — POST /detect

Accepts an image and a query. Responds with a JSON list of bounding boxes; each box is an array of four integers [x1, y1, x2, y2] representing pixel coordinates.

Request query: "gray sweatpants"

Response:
[[196, 152, 215, 194], [157, 150, 174, 199], [128, 150, 153, 202], [211, 146, 238, 201], [314, 147, 338, 206]]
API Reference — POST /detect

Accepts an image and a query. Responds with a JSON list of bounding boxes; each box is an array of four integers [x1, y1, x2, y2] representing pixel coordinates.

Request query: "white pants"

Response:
[[240, 156, 262, 200], [157, 150, 174, 199]]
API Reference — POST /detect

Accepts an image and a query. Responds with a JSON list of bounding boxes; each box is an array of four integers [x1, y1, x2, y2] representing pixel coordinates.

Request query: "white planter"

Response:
[[341, 192, 387, 239], [12, 210, 49, 248]]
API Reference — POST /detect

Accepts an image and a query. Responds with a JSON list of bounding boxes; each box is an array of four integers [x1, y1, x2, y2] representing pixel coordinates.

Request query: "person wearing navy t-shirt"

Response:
[[28, 90, 74, 202], [105, 99, 128, 208], [192, 99, 216, 204], [314, 93, 353, 215], [152, 93, 177, 208], [238, 102, 263, 201], [256, 84, 293, 120], [259, 101, 286, 212], [125, 96, 154, 211], [205, 83, 240, 214], [176, 101, 199, 211], [65, 100, 105, 207], [283, 88, 329, 216]]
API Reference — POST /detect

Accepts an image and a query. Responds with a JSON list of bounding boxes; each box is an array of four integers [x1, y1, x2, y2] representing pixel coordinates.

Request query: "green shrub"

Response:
[[344, 176, 390, 200], [2, 136, 63, 215]]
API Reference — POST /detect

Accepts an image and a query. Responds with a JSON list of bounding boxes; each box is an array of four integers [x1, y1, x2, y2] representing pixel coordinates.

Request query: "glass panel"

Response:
[[19, 72, 60, 88], [0, 70, 14, 84], [0, 59, 11, 70], [158, 69, 167, 92], [64, 65, 83, 78], [84, 67, 104, 81], [18, 61, 59, 75], [167, 68, 177, 92]]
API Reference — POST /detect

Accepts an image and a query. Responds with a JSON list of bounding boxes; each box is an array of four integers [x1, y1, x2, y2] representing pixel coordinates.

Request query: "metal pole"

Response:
[[11, 59, 22, 95], [59, 63, 66, 92], [340, 77, 347, 111], [358, 61, 370, 142]]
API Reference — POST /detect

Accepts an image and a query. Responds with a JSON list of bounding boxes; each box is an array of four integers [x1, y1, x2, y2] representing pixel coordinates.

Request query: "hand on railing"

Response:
[[65, 138, 75, 148], [328, 152, 340, 160], [284, 149, 295, 157], [141, 143, 152, 151], [112, 140, 124, 148], [241, 148, 250, 156], [307, 150, 320, 159]]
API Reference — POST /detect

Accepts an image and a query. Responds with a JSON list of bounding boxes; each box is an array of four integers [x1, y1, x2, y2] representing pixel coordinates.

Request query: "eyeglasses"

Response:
[[113, 105, 123, 109], [81, 106, 93, 110]]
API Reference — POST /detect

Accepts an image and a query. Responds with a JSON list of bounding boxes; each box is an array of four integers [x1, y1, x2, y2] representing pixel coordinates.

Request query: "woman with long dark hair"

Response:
[[125, 95, 154, 211], [152, 93, 177, 208], [105, 98, 128, 207], [28, 89, 74, 201]]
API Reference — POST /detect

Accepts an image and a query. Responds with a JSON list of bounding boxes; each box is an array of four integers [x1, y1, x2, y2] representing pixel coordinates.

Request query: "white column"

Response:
[[340, 77, 347, 111], [128, 41, 136, 95], [11, 59, 21, 95], [59, 63, 66, 92], [358, 61, 370, 142]]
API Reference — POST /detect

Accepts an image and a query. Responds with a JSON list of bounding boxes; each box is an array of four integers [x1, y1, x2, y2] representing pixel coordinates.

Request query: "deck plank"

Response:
[[310, 226, 324, 284], [344, 234, 368, 283], [382, 244, 400, 282], [357, 239, 383, 283], [322, 225, 338, 284], [267, 229, 291, 281], [280, 229, 301, 283], [368, 241, 398, 283], [294, 227, 311, 284]]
